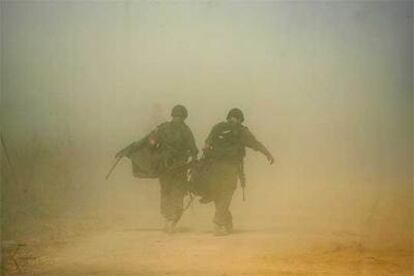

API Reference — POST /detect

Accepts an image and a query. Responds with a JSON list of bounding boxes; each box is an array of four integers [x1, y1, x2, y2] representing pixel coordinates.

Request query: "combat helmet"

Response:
[[226, 108, 244, 123], [171, 105, 188, 119]]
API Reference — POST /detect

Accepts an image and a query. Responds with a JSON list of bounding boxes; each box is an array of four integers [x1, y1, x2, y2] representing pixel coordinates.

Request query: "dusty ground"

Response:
[[3, 224, 412, 276]]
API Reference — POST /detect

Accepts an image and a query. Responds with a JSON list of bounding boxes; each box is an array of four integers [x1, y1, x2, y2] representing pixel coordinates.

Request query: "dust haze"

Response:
[[1, 1, 412, 275]]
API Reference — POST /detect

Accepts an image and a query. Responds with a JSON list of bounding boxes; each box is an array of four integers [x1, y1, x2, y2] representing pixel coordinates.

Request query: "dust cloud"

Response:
[[1, 1, 412, 275]]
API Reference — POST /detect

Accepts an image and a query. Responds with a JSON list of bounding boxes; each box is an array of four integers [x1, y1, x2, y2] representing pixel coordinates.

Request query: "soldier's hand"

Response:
[[115, 149, 127, 159], [267, 154, 275, 165]]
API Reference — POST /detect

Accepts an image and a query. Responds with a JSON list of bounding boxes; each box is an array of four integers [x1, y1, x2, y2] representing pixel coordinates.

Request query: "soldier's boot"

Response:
[[169, 220, 178, 233], [163, 219, 175, 234], [164, 218, 179, 234], [224, 221, 233, 234], [163, 219, 170, 233], [213, 224, 228, 236]]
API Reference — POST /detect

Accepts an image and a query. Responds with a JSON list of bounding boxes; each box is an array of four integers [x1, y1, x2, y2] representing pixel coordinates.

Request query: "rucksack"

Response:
[[205, 122, 245, 160]]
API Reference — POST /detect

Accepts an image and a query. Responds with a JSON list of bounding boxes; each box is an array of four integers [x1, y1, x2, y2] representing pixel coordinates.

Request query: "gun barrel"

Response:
[[105, 157, 122, 180]]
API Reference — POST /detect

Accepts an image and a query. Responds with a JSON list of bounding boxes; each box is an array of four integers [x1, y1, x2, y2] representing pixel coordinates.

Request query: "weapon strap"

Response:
[[238, 158, 246, 188]]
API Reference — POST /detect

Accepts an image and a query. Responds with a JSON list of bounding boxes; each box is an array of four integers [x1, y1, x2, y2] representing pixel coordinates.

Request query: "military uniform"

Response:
[[204, 114, 273, 235], [152, 120, 198, 224], [116, 105, 198, 232]]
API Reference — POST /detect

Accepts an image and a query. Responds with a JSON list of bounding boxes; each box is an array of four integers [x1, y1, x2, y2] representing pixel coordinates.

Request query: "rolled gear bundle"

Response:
[[188, 157, 213, 198], [122, 135, 164, 179]]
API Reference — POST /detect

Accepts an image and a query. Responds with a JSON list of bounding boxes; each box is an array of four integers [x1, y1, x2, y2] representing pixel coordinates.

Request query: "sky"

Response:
[[1, 1, 412, 249]]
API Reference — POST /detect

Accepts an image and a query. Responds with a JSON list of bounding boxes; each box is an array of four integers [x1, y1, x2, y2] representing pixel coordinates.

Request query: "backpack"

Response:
[[206, 122, 245, 160]]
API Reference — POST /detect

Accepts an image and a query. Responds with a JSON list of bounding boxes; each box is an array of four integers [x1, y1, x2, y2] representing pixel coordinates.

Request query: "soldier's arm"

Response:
[[115, 136, 147, 158], [115, 125, 162, 158], [242, 127, 274, 164], [204, 123, 220, 150]]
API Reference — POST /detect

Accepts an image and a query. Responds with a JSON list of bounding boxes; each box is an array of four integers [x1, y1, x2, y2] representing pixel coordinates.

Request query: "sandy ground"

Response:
[[3, 224, 412, 276]]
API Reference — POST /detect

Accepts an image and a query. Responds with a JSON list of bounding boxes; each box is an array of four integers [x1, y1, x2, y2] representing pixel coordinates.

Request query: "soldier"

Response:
[[203, 108, 274, 236], [116, 105, 198, 233]]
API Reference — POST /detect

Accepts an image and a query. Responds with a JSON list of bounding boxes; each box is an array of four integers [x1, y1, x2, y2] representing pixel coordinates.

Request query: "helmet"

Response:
[[171, 105, 188, 119], [226, 108, 244, 122]]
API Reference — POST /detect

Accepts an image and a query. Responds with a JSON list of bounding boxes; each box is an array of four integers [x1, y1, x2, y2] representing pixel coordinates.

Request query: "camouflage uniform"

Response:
[[151, 119, 198, 223], [116, 105, 197, 232], [205, 120, 272, 232]]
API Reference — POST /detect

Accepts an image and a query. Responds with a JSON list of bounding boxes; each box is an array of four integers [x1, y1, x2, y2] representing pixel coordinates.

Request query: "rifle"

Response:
[[105, 156, 122, 180], [239, 159, 246, 201]]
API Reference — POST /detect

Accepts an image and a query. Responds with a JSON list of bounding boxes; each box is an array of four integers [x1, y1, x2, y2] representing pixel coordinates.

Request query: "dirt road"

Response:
[[4, 225, 412, 275]]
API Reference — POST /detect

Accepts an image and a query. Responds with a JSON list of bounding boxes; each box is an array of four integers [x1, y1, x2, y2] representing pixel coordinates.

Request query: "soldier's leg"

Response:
[[159, 175, 174, 221], [160, 173, 187, 233], [169, 179, 186, 224], [213, 188, 235, 228], [210, 161, 238, 235]]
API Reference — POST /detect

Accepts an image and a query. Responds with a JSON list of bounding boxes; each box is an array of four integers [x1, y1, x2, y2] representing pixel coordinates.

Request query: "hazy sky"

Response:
[[1, 1, 412, 248]]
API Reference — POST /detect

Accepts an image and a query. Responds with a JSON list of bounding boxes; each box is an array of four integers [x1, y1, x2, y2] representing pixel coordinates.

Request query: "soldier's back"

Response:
[[157, 121, 187, 149], [205, 121, 245, 161]]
